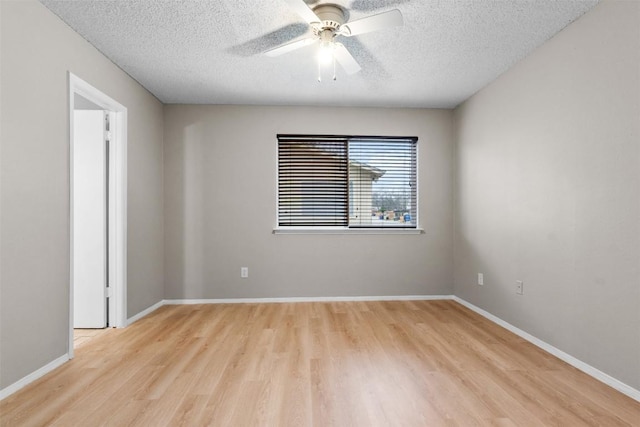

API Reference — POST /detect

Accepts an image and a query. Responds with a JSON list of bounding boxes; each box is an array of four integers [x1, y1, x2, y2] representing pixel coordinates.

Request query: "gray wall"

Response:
[[453, 0, 640, 390], [0, 0, 164, 389], [164, 105, 454, 299]]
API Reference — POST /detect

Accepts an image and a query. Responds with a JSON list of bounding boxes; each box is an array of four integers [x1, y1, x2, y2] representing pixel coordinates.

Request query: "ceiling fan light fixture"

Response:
[[317, 42, 337, 82], [317, 41, 335, 67]]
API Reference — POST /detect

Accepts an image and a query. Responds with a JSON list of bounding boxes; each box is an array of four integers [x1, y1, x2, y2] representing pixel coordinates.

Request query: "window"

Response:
[[278, 135, 417, 229]]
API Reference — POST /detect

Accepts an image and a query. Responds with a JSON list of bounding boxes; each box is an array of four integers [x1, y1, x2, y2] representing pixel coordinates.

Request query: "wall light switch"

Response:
[[516, 280, 524, 295], [477, 273, 484, 286], [241, 267, 249, 278]]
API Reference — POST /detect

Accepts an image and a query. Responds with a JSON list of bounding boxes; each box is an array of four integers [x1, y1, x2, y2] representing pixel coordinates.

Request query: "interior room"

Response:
[[1, 0, 639, 425]]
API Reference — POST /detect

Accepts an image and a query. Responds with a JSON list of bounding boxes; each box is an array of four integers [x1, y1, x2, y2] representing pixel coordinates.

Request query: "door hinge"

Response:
[[106, 286, 112, 298]]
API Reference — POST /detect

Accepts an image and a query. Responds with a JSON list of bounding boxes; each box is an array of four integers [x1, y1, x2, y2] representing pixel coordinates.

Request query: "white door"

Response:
[[73, 110, 107, 328]]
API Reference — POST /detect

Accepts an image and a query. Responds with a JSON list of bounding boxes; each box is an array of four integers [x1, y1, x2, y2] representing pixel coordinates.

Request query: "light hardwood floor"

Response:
[[1, 300, 639, 426], [73, 329, 110, 349]]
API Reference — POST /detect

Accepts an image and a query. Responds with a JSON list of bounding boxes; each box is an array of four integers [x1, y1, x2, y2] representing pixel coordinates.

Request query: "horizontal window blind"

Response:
[[278, 135, 417, 228], [278, 136, 348, 226], [349, 137, 417, 228]]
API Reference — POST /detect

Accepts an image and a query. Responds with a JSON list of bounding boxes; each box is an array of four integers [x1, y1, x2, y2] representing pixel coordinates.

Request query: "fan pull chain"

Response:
[[333, 55, 337, 81], [318, 61, 322, 83]]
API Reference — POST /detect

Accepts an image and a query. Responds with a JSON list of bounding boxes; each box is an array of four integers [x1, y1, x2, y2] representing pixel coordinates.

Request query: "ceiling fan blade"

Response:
[[264, 37, 317, 57], [283, 0, 320, 24], [341, 37, 390, 80], [342, 9, 403, 37], [228, 23, 309, 57], [349, 0, 410, 12], [334, 43, 362, 74]]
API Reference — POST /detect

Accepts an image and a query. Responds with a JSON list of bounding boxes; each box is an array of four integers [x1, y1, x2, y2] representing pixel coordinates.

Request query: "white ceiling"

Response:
[[40, 0, 598, 108]]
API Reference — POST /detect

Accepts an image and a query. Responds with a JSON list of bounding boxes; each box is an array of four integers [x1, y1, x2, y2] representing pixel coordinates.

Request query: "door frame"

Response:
[[68, 72, 128, 358]]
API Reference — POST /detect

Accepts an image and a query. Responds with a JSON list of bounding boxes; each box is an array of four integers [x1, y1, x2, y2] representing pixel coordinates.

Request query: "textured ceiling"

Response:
[[40, 0, 598, 108]]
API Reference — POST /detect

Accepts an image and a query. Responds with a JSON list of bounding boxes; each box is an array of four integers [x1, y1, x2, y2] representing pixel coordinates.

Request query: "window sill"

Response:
[[273, 227, 424, 235]]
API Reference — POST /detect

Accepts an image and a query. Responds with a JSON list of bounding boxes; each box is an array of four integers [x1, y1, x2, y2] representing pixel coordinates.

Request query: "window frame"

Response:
[[275, 134, 422, 234]]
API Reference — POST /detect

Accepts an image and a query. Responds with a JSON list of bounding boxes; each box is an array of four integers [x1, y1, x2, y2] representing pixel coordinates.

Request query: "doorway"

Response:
[[69, 73, 128, 358], [73, 106, 109, 330]]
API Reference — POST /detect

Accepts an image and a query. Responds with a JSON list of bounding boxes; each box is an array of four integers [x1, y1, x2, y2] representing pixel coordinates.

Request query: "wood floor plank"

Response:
[[1, 300, 639, 426]]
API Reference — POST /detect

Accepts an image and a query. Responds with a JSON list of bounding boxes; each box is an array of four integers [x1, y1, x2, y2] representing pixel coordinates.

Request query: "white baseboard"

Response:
[[164, 295, 454, 305], [127, 300, 165, 325], [453, 296, 640, 403], [0, 354, 69, 401]]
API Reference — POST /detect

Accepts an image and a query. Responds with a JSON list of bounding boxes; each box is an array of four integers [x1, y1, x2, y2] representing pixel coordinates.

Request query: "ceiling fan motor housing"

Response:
[[312, 3, 347, 37]]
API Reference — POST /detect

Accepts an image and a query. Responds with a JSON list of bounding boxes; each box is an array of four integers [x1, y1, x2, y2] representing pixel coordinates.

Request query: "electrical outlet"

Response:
[[241, 267, 248, 278], [516, 280, 524, 295], [477, 273, 484, 286]]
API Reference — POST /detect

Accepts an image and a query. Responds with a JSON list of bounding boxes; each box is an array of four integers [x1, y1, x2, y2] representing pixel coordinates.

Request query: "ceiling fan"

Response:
[[265, 0, 404, 80]]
